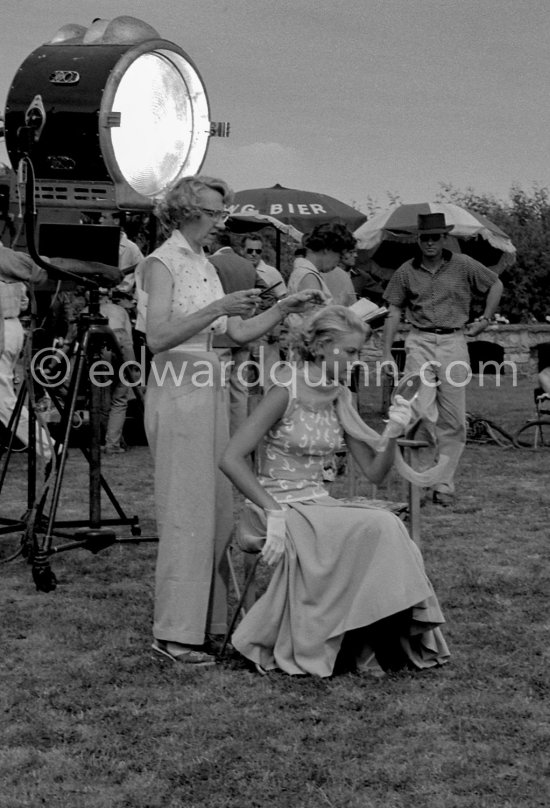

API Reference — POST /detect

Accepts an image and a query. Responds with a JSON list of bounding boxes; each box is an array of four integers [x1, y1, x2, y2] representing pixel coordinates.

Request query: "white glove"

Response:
[[385, 394, 413, 439], [261, 509, 287, 566]]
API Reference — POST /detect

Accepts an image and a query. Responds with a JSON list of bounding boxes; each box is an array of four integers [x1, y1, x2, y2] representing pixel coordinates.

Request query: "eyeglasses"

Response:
[[199, 207, 230, 223], [419, 234, 442, 243], [245, 248, 263, 255]]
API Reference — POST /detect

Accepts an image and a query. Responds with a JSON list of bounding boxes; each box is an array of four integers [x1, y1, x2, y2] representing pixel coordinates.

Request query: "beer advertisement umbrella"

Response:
[[229, 183, 367, 233]]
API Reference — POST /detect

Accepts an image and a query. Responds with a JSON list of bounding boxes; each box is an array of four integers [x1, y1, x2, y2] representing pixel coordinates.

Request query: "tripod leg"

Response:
[[0, 378, 28, 492], [27, 341, 88, 590]]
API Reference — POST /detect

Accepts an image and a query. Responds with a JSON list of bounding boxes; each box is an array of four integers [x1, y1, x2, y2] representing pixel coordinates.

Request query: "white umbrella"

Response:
[[354, 202, 516, 274]]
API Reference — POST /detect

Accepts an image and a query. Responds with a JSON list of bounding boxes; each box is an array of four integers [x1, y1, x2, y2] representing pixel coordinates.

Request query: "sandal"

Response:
[[151, 640, 216, 667]]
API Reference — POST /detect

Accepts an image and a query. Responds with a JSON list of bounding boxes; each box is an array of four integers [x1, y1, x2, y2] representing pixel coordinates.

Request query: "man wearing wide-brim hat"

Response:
[[381, 212, 504, 507]]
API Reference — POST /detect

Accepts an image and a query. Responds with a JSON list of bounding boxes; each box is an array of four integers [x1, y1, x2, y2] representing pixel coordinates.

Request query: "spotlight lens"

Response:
[[111, 50, 209, 197]]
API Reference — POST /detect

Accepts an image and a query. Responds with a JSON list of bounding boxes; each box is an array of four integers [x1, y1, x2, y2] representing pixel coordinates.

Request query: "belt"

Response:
[[413, 326, 462, 335]]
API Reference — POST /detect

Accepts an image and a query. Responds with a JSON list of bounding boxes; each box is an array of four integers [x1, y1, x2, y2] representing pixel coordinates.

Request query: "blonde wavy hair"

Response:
[[154, 175, 234, 232], [289, 305, 369, 362]]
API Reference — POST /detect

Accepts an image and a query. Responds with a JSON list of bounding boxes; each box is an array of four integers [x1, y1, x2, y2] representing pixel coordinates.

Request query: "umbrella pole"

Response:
[[275, 229, 281, 270]]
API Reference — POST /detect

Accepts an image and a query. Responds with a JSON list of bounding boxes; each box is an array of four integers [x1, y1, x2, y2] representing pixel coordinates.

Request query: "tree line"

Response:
[[435, 184, 550, 324]]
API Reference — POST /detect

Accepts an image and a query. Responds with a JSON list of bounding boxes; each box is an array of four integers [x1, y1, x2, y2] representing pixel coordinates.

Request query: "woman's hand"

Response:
[[278, 289, 328, 315], [262, 509, 287, 566], [220, 288, 262, 317], [385, 394, 413, 439]]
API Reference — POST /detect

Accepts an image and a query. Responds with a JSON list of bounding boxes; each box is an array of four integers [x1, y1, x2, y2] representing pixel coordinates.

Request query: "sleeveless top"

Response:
[[288, 257, 333, 300], [141, 230, 227, 351], [257, 366, 344, 503], [286, 257, 334, 332]]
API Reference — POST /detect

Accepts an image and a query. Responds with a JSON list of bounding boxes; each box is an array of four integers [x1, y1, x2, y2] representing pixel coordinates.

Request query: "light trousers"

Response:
[[0, 318, 51, 459], [404, 330, 469, 495], [144, 350, 233, 645], [102, 329, 135, 449]]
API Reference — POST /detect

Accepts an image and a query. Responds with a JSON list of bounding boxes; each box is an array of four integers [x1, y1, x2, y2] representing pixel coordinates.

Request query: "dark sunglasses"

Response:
[[419, 233, 442, 243], [245, 248, 263, 254]]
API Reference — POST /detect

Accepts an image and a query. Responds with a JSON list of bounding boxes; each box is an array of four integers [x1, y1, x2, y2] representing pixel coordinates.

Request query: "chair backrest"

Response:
[[534, 387, 550, 416]]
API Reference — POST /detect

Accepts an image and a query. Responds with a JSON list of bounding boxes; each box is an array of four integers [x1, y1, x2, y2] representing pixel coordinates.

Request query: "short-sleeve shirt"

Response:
[[383, 251, 498, 329], [0, 245, 47, 288]]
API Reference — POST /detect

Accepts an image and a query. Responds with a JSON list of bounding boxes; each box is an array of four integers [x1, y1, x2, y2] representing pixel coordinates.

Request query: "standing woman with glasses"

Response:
[[142, 175, 325, 666]]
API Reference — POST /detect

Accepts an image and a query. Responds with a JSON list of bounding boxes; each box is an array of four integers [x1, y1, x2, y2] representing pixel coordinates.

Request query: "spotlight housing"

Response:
[[4, 17, 224, 210]]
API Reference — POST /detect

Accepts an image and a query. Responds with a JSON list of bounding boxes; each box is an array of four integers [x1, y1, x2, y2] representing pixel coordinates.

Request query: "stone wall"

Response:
[[362, 324, 550, 381], [469, 324, 550, 377]]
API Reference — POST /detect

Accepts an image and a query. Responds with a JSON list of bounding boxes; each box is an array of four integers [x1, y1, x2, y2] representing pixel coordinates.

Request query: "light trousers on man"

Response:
[[404, 330, 469, 495], [0, 318, 51, 459], [101, 329, 136, 450]]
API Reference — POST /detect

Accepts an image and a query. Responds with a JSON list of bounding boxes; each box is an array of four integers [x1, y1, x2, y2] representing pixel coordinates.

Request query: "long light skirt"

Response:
[[233, 498, 450, 677]]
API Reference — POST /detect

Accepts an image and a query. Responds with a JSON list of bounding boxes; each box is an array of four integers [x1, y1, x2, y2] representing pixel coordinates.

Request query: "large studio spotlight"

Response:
[[3, 15, 228, 211]]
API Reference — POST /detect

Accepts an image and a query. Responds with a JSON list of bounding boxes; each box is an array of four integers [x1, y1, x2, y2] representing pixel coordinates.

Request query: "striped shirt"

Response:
[[383, 251, 498, 329]]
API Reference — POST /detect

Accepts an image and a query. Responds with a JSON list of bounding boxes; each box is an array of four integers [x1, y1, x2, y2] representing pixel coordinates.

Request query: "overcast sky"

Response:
[[1, 0, 549, 210]]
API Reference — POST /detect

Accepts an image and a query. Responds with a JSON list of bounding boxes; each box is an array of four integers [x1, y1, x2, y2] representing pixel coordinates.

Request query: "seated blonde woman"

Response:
[[220, 305, 450, 678]]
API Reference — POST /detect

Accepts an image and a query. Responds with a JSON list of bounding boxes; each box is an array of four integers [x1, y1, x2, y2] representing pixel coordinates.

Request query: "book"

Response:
[[349, 297, 389, 328]]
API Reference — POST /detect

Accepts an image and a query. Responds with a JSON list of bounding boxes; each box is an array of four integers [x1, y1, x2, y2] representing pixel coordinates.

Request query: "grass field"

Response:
[[1, 374, 549, 807]]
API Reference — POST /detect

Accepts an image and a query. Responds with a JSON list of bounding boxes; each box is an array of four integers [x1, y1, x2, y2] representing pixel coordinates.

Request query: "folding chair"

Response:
[[344, 437, 429, 546], [535, 386, 550, 418], [221, 436, 428, 661]]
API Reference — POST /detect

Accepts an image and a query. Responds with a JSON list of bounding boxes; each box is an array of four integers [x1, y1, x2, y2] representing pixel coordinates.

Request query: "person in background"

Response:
[[323, 247, 357, 306], [141, 174, 325, 666], [241, 234, 287, 385], [99, 210, 144, 274], [242, 234, 286, 297], [209, 231, 257, 434], [288, 223, 356, 298], [97, 289, 136, 454], [349, 263, 387, 306], [0, 245, 51, 458], [220, 305, 449, 677], [286, 223, 357, 336], [382, 213, 504, 507], [100, 211, 145, 329]]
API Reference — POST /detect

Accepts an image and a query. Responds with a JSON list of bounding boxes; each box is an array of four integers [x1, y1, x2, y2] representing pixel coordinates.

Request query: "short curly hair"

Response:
[[154, 175, 234, 232], [290, 304, 368, 362], [302, 222, 357, 255]]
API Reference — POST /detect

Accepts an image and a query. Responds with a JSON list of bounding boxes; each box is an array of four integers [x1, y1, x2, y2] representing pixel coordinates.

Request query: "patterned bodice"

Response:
[[257, 387, 345, 503]]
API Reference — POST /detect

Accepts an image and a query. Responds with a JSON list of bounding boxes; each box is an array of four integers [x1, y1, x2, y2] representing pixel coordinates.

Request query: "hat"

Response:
[[416, 212, 453, 235]]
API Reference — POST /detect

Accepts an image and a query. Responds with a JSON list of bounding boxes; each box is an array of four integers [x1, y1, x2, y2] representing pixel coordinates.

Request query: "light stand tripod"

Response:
[[0, 284, 159, 591], [0, 150, 158, 591]]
